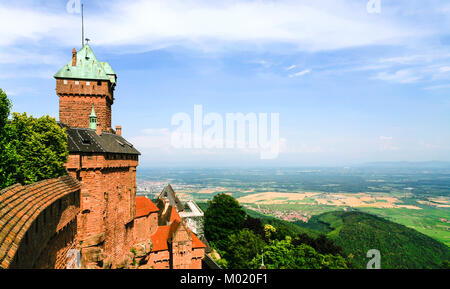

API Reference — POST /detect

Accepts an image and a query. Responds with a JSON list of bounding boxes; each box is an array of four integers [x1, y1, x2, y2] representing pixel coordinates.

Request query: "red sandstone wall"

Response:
[[171, 227, 193, 269], [70, 154, 138, 268], [66, 154, 138, 171], [134, 212, 157, 245], [190, 248, 205, 269], [147, 250, 170, 269], [9, 192, 80, 269], [57, 79, 113, 131], [34, 220, 78, 269], [148, 212, 158, 237]]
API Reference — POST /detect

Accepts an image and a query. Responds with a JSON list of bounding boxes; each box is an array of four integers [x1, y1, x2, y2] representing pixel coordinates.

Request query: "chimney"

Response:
[[116, 125, 122, 136], [72, 48, 77, 66], [96, 122, 102, 135]]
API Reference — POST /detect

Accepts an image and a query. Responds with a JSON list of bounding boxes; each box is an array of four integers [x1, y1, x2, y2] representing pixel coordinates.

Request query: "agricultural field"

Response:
[[137, 164, 450, 246]]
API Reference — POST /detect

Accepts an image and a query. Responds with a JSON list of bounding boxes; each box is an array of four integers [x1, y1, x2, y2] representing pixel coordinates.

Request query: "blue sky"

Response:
[[1, 0, 450, 167]]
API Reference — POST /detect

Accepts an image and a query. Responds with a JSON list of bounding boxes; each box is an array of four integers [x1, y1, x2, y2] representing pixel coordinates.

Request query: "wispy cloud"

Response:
[[285, 65, 296, 71], [0, 0, 425, 53], [289, 69, 311, 78], [373, 69, 421, 84], [423, 84, 450, 90], [379, 136, 399, 151]]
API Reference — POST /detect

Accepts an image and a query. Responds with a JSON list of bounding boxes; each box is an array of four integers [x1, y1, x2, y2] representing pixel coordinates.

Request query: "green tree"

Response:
[[0, 89, 16, 188], [250, 237, 349, 269], [225, 229, 266, 269], [204, 193, 247, 250], [0, 88, 10, 130], [6, 112, 69, 186], [264, 224, 276, 241], [0, 90, 69, 189]]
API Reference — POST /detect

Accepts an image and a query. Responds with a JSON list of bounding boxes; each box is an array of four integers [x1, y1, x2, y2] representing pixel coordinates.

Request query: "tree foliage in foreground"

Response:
[[250, 237, 349, 269], [204, 193, 351, 269], [0, 89, 68, 189], [225, 229, 266, 269], [204, 193, 247, 250]]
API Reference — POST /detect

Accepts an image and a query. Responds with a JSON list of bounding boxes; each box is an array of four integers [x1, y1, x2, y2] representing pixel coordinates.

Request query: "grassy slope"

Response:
[[299, 211, 450, 269]]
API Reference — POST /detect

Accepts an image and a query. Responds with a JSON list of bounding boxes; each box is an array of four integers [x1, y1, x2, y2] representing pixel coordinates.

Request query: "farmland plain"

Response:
[[137, 164, 450, 246]]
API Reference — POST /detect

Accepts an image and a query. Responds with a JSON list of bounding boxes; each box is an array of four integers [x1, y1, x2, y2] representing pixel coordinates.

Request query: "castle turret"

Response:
[[89, 105, 97, 130], [54, 44, 117, 132]]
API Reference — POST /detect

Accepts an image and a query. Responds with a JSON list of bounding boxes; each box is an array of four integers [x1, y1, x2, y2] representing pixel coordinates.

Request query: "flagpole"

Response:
[[81, 3, 84, 47]]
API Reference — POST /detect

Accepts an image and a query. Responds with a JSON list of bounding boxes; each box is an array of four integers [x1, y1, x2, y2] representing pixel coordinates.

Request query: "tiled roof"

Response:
[[150, 225, 171, 252], [190, 231, 207, 249], [135, 196, 159, 218], [150, 215, 206, 252], [60, 123, 140, 155], [169, 206, 182, 223], [0, 175, 81, 269]]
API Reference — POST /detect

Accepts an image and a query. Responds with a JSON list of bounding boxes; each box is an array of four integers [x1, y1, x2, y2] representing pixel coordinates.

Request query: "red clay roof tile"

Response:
[[150, 225, 171, 252], [135, 196, 159, 218]]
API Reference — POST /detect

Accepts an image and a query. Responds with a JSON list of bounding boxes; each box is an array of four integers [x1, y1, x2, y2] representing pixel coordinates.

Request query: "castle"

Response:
[[0, 44, 209, 269]]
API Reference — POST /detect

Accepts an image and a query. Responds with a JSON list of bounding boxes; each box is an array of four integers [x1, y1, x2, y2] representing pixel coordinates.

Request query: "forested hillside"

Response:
[[298, 211, 450, 269]]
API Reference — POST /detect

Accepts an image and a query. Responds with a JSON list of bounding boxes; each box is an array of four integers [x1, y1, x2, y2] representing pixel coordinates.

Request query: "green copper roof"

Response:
[[89, 105, 97, 118], [54, 44, 116, 84]]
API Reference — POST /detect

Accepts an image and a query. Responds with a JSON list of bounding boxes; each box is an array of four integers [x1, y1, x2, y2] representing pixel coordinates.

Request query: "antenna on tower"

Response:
[[81, 3, 84, 47], [260, 250, 266, 269]]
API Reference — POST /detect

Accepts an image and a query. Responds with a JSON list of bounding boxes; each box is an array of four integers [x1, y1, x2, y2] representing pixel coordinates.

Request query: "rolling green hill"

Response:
[[198, 201, 320, 238], [298, 211, 450, 269]]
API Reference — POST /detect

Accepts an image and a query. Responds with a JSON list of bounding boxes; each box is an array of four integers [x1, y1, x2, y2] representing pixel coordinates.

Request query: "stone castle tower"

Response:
[[55, 44, 141, 268], [55, 44, 116, 132], [0, 44, 208, 270]]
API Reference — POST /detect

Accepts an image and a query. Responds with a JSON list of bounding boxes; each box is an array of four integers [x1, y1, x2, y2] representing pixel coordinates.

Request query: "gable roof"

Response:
[[150, 225, 171, 252], [150, 209, 206, 252], [158, 184, 184, 212], [135, 196, 159, 218], [54, 44, 116, 84], [190, 231, 207, 249], [60, 123, 140, 155], [169, 206, 182, 223]]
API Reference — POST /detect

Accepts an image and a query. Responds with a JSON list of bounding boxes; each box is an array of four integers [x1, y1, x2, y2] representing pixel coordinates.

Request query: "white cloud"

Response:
[[129, 128, 171, 150], [0, 68, 56, 79], [285, 65, 296, 71], [379, 135, 398, 151], [0, 0, 423, 53], [250, 59, 273, 68], [424, 84, 450, 90], [373, 69, 421, 84], [379, 136, 393, 141], [289, 69, 311, 78]]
